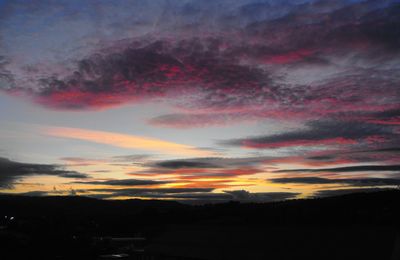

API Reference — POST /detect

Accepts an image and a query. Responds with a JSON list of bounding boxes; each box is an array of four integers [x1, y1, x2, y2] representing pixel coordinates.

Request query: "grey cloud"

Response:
[[314, 187, 393, 198], [270, 177, 400, 186], [0, 157, 88, 189], [149, 156, 271, 170], [275, 164, 400, 173], [90, 187, 214, 197], [154, 160, 219, 169], [111, 154, 152, 162], [74, 179, 169, 186], [306, 155, 335, 160], [19, 191, 49, 197], [129, 192, 232, 200], [223, 120, 395, 149]]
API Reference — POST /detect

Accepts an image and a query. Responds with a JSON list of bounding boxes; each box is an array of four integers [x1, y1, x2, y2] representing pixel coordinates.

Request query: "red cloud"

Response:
[[1, 0, 398, 131]]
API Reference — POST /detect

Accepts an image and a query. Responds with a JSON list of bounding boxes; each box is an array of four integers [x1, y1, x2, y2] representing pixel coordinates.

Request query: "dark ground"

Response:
[[0, 190, 399, 260]]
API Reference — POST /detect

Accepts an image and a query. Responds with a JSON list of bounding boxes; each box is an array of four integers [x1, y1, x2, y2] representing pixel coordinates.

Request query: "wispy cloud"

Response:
[[274, 165, 400, 173], [222, 120, 396, 149], [314, 188, 393, 198], [74, 179, 169, 186], [43, 126, 214, 157], [270, 177, 400, 187]]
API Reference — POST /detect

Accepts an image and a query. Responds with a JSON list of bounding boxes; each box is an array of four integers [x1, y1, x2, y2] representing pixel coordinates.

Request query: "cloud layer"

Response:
[[0, 157, 88, 188], [1, 0, 400, 202], [44, 126, 213, 156], [1, 0, 399, 126], [270, 177, 400, 186]]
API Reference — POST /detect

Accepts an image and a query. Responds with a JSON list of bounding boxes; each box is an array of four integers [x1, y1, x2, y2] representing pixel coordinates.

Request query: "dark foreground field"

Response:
[[1, 190, 399, 260]]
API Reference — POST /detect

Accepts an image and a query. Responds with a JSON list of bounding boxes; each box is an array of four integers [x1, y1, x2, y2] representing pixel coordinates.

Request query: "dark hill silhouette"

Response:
[[0, 190, 399, 260]]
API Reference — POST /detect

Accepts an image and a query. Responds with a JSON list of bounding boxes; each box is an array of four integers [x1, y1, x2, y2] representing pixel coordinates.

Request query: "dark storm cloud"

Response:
[[222, 120, 396, 148], [0, 157, 88, 189], [270, 177, 400, 186], [275, 164, 400, 173], [74, 179, 169, 186]]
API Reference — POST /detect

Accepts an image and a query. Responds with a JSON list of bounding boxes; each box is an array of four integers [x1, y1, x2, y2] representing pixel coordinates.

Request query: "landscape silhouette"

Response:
[[1, 190, 399, 259]]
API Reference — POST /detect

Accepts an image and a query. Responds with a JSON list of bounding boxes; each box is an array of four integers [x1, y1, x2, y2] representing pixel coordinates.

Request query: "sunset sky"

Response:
[[1, 0, 400, 203]]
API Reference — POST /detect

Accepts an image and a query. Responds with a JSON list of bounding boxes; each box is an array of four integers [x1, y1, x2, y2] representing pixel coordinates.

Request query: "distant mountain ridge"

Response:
[[1, 189, 399, 226]]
